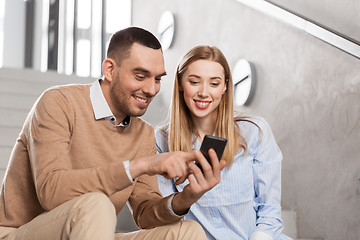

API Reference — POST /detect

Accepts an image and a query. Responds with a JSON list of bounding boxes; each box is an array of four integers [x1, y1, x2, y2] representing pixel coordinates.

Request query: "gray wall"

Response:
[[134, 0, 360, 239]]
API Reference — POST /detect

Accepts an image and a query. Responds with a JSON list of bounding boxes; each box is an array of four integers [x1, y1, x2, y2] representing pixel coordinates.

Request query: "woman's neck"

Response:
[[191, 112, 217, 141]]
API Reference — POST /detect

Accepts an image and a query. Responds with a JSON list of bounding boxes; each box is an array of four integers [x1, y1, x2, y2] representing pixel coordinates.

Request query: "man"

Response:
[[0, 27, 225, 240]]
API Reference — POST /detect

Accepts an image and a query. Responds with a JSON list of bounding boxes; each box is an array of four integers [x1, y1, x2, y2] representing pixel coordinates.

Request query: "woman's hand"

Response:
[[171, 149, 227, 215]]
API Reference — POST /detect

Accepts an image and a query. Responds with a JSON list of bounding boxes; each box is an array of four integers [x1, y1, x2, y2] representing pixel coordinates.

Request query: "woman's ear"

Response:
[[223, 80, 227, 94], [178, 79, 184, 91], [102, 58, 115, 82]]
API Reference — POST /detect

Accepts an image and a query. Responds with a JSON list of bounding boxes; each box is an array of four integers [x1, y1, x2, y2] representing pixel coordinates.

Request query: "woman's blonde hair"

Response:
[[168, 45, 249, 166]]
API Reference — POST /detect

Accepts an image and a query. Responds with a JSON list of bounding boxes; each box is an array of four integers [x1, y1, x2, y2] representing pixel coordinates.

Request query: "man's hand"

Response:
[[129, 151, 196, 181], [171, 149, 227, 215]]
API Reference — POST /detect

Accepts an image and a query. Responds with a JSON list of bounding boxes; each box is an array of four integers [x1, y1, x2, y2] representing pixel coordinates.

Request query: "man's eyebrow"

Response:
[[132, 67, 150, 74], [132, 68, 167, 77], [157, 72, 167, 78]]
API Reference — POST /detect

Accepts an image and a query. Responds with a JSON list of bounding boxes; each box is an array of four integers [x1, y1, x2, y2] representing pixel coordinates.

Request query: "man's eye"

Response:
[[136, 74, 145, 80]]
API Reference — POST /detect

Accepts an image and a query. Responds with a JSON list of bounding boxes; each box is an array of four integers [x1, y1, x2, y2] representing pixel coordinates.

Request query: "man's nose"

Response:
[[143, 78, 159, 96]]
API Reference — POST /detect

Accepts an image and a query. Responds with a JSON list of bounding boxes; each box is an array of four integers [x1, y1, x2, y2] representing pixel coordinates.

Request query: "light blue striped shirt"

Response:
[[156, 116, 292, 240]]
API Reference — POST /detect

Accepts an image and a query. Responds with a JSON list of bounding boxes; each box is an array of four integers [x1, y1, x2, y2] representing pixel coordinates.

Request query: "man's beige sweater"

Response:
[[0, 84, 181, 228]]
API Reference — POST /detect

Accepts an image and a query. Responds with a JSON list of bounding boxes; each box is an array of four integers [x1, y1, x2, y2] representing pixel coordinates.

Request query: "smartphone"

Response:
[[196, 135, 227, 171]]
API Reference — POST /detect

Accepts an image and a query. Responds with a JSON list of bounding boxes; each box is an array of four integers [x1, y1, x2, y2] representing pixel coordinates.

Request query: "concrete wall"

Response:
[[133, 0, 360, 239]]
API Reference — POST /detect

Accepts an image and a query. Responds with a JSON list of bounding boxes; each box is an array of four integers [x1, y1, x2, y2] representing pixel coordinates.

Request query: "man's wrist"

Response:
[[167, 193, 186, 217], [171, 191, 193, 216], [129, 157, 147, 179]]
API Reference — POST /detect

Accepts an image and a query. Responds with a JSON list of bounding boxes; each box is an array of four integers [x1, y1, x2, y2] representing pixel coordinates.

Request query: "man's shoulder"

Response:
[[44, 83, 91, 96], [38, 83, 91, 106]]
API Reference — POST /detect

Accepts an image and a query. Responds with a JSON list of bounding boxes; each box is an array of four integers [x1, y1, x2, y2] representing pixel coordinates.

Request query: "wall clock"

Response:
[[157, 11, 175, 51], [232, 59, 255, 106]]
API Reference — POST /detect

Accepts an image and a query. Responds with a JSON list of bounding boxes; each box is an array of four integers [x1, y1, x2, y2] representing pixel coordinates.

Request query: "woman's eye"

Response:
[[189, 81, 199, 85], [210, 82, 220, 87]]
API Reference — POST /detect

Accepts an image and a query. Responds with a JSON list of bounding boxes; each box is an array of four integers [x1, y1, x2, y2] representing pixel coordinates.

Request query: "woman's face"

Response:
[[180, 59, 227, 121]]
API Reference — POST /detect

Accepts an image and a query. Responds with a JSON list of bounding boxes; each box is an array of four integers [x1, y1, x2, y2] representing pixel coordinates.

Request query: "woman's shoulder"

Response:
[[234, 113, 269, 131], [234, 112, 274, 144], [155, 123, 170, 153], [155, 123, 170, 138]]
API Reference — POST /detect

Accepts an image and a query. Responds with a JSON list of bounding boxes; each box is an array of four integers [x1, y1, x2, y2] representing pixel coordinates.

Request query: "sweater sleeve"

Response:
[[127, 129, 183, 229], [27, 89, 132, 210], [129, 173, 183, 229]]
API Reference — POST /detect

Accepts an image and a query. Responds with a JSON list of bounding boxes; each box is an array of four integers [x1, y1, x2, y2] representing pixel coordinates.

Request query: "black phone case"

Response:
[[199, 135, 227, 165]]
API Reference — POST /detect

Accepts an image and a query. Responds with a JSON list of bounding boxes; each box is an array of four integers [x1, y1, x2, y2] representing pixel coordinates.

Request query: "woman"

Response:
[[156, 45, 292, 240]]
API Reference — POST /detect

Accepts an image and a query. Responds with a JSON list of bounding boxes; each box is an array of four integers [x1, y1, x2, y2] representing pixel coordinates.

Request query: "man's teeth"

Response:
[[135, 96, 147, 103]]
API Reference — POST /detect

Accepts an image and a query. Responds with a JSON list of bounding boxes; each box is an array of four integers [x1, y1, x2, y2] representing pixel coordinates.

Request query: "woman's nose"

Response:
[[198, 83, 209, 97]]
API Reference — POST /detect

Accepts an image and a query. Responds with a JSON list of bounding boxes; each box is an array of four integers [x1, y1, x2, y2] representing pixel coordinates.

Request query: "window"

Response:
[[35, 0, 131, 77], [0, 0, 5, 67]]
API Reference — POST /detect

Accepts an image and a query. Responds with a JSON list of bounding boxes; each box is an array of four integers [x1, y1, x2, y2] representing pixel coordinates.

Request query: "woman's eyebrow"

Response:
[[187, 74, 201, 78], [210, 76, 222, 80], [187, 74, 222, 80]]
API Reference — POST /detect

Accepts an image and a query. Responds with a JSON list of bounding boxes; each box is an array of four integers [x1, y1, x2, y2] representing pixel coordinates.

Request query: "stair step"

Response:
[[282, 209, 297, 238]]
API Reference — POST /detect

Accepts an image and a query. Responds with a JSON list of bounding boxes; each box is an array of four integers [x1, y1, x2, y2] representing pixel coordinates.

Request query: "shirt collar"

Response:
[[90, 79, 130, 127]]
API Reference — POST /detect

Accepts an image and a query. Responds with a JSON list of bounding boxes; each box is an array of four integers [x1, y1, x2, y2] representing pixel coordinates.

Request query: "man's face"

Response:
[[109, 43, 166, 120]]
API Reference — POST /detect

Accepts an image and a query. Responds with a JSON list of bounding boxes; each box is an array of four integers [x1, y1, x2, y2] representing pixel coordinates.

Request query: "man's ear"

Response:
[[102, 58, 115, 82]]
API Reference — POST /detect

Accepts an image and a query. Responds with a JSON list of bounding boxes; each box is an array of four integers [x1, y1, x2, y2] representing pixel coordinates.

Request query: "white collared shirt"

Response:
[[90, 79, 131, 128]]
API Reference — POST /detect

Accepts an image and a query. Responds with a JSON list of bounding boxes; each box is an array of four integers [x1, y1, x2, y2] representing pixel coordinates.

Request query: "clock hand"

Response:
[[234, 75, 249, 86], [159, 24, 173, 36]]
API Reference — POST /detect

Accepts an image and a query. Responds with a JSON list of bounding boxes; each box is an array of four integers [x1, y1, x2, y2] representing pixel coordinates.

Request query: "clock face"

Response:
[[157, 11, 175, 51], [232, 59, 254, 106]]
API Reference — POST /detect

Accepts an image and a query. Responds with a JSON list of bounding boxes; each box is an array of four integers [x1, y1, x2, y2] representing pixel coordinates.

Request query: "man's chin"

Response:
[[130, 108, 147, 117]]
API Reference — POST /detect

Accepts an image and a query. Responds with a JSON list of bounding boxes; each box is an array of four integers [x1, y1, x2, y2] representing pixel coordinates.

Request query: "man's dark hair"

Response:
[[106, 27, 162, 65]]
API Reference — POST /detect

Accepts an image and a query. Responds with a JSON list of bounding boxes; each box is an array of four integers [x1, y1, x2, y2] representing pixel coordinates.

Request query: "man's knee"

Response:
[[181, 220, 204, 232], [71, 192, 116, 221], [178, 220, 206, 239], [162, 220, 206, 240]]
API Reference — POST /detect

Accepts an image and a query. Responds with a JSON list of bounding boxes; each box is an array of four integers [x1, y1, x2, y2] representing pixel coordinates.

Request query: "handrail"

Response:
[[236, 0, 360, 59]]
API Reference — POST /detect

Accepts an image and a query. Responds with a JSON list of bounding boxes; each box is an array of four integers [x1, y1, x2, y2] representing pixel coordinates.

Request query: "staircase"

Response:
[[0, 68, 93, 180]]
